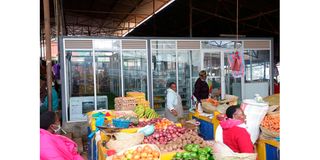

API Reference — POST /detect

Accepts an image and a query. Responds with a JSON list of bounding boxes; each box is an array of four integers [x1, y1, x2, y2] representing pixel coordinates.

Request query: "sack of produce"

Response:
[[224, 94, 239, 106], [213, 153, 257, 160], [106, 132, 144, 152], [260, 126, 280, 140], [201, 101, 217, 113], [263, 94, 280, 106], [212, 142, 257, 160], [241, 99, 269, 144], [107, 144, 161, 160], [216, 103, 230, 114], [260, 112, 280, 139], [267, 105, 280, 114], [211, 141, 234, 155]]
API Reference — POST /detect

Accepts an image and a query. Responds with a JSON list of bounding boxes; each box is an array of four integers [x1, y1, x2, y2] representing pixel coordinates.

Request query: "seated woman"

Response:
[[40, 82, 59, 114], [40, 111, 83, 160], [215, 105, 254, 153]]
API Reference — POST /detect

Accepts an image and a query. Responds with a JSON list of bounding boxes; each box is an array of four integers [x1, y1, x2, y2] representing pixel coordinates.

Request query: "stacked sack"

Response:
[[126, 92, 150, 107], [115, 97, 137, 111]]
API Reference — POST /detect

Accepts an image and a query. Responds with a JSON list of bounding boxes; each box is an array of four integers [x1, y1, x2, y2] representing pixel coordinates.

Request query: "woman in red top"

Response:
[[220, 105, 254, 153]]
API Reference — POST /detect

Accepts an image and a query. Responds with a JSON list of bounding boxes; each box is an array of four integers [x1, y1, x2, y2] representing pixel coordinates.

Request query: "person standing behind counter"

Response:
[[193, 70, 209, 102], [165, 82, 184, 122]]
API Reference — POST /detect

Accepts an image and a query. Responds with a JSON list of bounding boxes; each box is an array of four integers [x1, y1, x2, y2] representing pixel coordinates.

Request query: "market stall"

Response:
[[85, 92, 279, 160], [86, 110, 216, 160]]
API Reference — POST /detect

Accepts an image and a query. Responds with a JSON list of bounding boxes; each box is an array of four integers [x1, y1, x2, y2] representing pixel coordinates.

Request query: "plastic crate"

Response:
[[112, 119, 131, 128], [266, 144, 280, 160], [192, 117, 214, 140]]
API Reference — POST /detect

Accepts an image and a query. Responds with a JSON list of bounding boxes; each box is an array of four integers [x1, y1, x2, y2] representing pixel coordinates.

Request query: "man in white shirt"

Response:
[[165, 82, 184, 122]]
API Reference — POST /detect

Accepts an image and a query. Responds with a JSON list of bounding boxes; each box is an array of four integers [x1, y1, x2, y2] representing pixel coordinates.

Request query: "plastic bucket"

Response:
[[241, 99, 269, 144]]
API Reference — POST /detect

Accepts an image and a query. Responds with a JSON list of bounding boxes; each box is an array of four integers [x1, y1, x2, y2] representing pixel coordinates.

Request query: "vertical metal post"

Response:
[[153, 0, 156, 36], [175, 41, 178, 94], [220, 51, 225, 99], [92, 41, 98, 110], [40, 29, 43, 58], [147, 39, 153, 108], [188, 50, 193, 108], [54, 0, 60, 40], [43, 0, 52, 111], [120, 40, 124, 96], [189, 0, 192, 37]]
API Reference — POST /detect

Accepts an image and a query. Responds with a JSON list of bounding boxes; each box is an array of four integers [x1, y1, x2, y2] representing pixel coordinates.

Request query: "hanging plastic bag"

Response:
[[231, 51, 241, 71], [228, 50, 245, 78]]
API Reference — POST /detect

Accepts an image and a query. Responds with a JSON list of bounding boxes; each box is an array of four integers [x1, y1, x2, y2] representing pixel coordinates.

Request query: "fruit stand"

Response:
[[85, 92, 279, 160], [86, 108, 216, 160]]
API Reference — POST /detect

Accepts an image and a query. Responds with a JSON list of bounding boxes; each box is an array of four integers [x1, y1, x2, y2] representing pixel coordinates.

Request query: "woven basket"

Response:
[[216, 103, 230, 114], [225, 94, 239, 106], [107, 144, 161, 160], [106, 132, 145, 153], [263, 94, 280, 106], [267, 105, 280, 114], [267, 110, 280, 116], [202, 102, 217, 113], [213, 153, 257, 160], [260, 126, 279, 139]]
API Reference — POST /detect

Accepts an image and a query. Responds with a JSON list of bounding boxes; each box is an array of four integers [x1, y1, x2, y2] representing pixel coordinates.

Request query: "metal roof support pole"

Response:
[[54, 0, 60, 39], [43, 0, 53, 111], [189, 0, 192, 37], [153, 0, 156, 36]]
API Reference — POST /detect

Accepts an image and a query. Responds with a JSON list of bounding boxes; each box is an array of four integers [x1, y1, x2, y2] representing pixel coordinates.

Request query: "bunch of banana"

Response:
[[144, 108, 159, 119], [134, 105, 145, 118], [134, 105, 159, 119]]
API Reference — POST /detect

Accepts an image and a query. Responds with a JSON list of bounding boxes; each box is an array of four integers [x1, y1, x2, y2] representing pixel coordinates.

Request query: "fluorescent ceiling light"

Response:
[[155, 0, 176, 14], [123, 0, 176, 37]]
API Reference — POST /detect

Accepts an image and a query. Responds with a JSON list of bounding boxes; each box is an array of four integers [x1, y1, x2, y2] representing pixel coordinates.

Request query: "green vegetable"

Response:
[[175, 152, 183, 159], [197, 148, 207, 155], [193, 144, 200, 149], [203, 146, 212, 154], [199, 154, 208, 160], [191, 146, 198, 153], [208, 155, 215, 160], [190, 152, 198, 159], [184, 144, 193, 152], [182, 152, 191, 159]]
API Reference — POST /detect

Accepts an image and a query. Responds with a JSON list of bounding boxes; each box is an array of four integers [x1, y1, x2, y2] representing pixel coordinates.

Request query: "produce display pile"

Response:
[[134, 105, 159, 119], [126, 92, 150, 107], [142, 124, 186, 146], [111, 144, 160, 160], [131, 118, 213, 153], [260, 113, 280, 133], [115, 97, 137, 111], [173, 144, 214, 160], [157, 130, 213, 153]]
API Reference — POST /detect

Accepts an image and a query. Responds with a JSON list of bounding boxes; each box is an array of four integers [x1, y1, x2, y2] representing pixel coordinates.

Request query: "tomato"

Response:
[[136, 146, 143, 153], [125, 153, 133, 159], [133, 154, 141, 160], [141, 152, 148, 158], [147, 153, 153, 158], [152, 151, 160, 158]]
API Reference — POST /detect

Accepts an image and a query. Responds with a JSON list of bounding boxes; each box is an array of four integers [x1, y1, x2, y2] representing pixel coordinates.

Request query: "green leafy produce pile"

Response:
[[172, 144, 214, 160]]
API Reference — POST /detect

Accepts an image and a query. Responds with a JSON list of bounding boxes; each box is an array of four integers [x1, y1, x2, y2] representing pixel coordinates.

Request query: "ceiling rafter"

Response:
[[192, 7, 278, 35], [239, 9, 279, 22]]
